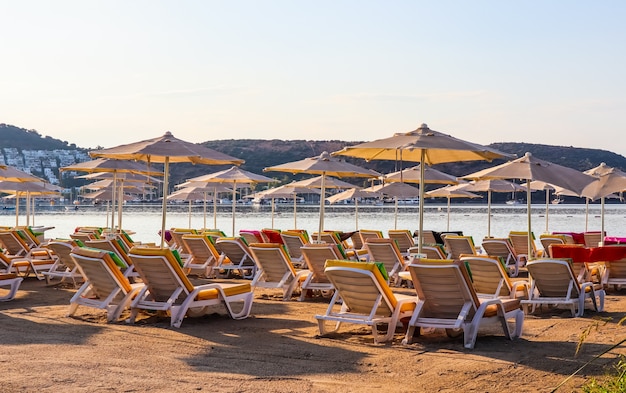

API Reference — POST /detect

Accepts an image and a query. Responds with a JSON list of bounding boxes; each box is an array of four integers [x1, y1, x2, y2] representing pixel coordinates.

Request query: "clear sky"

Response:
[[2, 1, 625, 156]]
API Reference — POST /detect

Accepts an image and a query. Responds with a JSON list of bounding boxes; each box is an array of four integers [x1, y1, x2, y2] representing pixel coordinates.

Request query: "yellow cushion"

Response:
[[0, 273, 18, 280], [196, 282, 252, 300]]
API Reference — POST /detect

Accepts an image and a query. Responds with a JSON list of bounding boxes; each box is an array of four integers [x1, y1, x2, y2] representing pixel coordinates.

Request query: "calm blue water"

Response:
[[3, 202, 624, 244]]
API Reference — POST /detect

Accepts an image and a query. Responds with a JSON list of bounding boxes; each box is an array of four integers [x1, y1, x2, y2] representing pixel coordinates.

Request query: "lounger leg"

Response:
[[0, 278, 22, 301]]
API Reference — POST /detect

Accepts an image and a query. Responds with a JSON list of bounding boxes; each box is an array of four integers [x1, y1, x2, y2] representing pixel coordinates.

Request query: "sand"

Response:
[[2, 278, 626, 393]]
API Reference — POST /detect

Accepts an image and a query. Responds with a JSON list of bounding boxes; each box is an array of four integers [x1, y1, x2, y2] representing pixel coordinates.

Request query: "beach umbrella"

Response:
[[326, 188, 383, 230], [249, 183, 320, 229], [333, 124, 512, 254], [289, 175, 359, 189], [382, 164, 459, 185], [184, 166, 276, 236], [61, 158, 163, 233], [0, 181, 62, 226], [463, 152, 596, 255], [580, 163, 626, 244], [167, 185, 231, 229], [89, 132, 244, 246], [453, 179, 526, 237], [0, 165, 46, 182], [264, 151, 380, 242], [363, 182, 421, 229], [177, 181, 241, 230], [424, 185, 481, 231]]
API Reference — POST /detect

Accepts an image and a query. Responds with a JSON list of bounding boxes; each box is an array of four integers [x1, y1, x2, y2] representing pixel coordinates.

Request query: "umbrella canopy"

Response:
[[248, 183, 321, 229], [382, 164, 459, 185], [166, 186, 224, 229], [264, 151, 380, 241], [0, 165, 46, 182], [424, 185, 481, 231], [185, 166, 276, 236], [580, 163, 626, 244], [363, 182, 421, 229], [326, 188, 383, 230], [0, 181, 62, 226], [89, 132, 244, 246], [61, 158, 164, 234], [333, 124, 512, 253], [290, 175, 358, 189], [83, 189, 136, 201], [453, 179, 526, 237], [463, 152, 596, 253]]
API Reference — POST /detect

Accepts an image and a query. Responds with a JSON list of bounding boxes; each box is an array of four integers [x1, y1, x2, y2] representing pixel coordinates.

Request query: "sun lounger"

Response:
[[460, 255, 529, 300], [180, 234, 220, 278], [214, 237, 257, 279], [69, 247, 144, 322], [299, 243, 345, 301], [364, 238, 408, 286], [42, 240, 84, 287], [315, 259, 417, 344], [0, 230, 57, 280], [280, 230, 310, 268], [481, 238, 519, 277], [128, 247, 253, 327], [248, 243, 308, 300], [388, 229, 415, 257], [443, 235, 477, 260], [402, 260, 524, 349], [0, 273, 23, 301]]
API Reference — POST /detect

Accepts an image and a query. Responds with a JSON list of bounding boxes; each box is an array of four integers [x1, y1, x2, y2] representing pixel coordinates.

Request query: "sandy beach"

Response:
[[2, 277, 626, 393]]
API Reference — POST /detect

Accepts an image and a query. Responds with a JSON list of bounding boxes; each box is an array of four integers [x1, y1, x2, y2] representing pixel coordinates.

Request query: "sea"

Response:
[[2, 201, 625, 244]]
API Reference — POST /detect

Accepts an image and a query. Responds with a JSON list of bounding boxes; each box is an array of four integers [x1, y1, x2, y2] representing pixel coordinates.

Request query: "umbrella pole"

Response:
[[15, 192, 19, 227], [26, 191, 30, 226], [203, 191, 207, 230], [585, 198, 589, 231], [526, 178, 532, 260], [232, 182, 237, 236], [106, 201, 110, 228], [213, 186, 218, 230], [487, 190, 492, 237], [418, 150, 426, 255], [293, 195, 297, 229], [447, 197, 451, 231], [118, 181, 124, 231], [600, 196, 605, 246], [394, 198, 398, 230], [545, 189, 549, 233], [111, 172, 117, 232], [355, 198, 359, 230], [317, 173, 326, 242], [188, 200, 192, 228], [160, 157, 170, 248], [271, 197, 275, 229]]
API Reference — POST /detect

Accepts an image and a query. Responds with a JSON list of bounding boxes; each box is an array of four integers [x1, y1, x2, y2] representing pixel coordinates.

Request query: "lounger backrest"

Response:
[[407, 261, 477, 319], [583, 231, 604, 247], [84, 239, 132, 268], [280, 230, 308, 260], [181, 234, 218, 264], [248, 243, 296, 282], [46, 241, 79, 270], [606, 258, 626, 281], [129, 246, 194, 303], [388, 230, 414, 253], [461, 255, 511, 298], [481, 238, 516, 261], [324, 259, 396, 316], [214, 237, 252, 263], [417, 230, 438, 245], [239, 230, 264, 244], [364, 238, 403, 275], [443, 235, 476, 260], [526, 259, 580, 298], [359, 229, 383, 245], [508, 231, 537, 257], [539, 235, 566, 257], [0, 231, 29, 255], [70, 247, 132, 300], [301, 244, 344, 283], [261, 229, 283, 244]]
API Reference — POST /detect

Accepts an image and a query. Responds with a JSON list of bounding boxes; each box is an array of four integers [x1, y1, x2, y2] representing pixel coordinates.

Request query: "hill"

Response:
[[0, 123, 79, 150]]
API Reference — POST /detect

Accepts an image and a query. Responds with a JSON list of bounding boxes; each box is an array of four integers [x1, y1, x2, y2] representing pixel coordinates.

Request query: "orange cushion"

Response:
[[196, 282, 252, 300]]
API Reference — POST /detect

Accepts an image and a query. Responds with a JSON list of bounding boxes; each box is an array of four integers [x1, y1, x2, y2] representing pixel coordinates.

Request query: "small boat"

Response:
[[551, 198, 563, 205], [505, 200, 521, 205]]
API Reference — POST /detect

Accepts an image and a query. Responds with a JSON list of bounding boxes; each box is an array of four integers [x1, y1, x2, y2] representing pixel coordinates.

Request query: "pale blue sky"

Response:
[[2, 1, 625, 156]]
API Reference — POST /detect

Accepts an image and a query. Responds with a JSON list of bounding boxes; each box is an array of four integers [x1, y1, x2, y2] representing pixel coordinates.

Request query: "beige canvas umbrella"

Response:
[[290, 175, 360, 189], [61, 158, 163, 233], [89, 132, 244, 246], [0, 181, 62, 226], [168, 185, 232, 229], [580, 163, 626, 244], [363, 182, 421, 229], [463, 152, 596, 254], [184, 166, 276, 236], [249, 184, 320, 229], [264, 151, 380, 242], [424, 185, 481, 231], [333, 124, 511, 253], [452, 179, 526, 237], [326, 188, 383, 230], [0, 165, 46, 182], [177, 181, 241, 230], [383, 164, 459, 185]]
